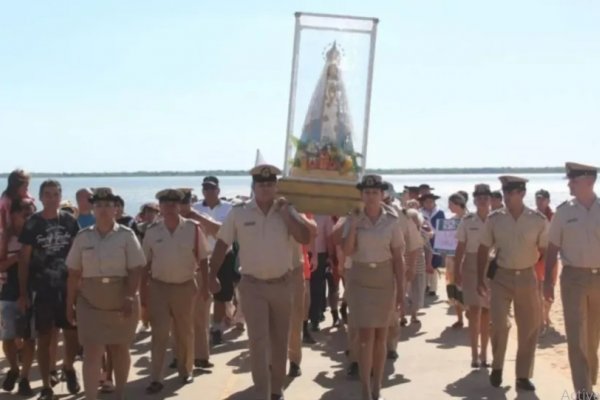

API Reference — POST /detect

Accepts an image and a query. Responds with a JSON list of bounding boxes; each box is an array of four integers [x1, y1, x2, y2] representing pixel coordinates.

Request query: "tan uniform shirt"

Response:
[[143, 217, 210, 284], [66, 223, 146, 278], [389, 204, 423, 253], [456, 213, 487, 254], [216, 199, 299, 280], [344, 207, 406, 264], [548, 197, 600, 268], [480, 207, 548, 269]]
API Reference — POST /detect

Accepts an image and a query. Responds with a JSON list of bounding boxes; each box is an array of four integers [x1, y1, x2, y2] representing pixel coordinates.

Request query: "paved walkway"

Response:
[[1, 292, 578, 400]]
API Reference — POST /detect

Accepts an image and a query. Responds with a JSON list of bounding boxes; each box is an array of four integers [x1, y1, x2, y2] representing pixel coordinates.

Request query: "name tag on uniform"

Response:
[[82, 246, 95, 251], [243, 221, 256, 227], [102, 277, 110, 283], [469, 228, 479, 231], [155, 239, 163, 243], [567, 218, 578, 224]]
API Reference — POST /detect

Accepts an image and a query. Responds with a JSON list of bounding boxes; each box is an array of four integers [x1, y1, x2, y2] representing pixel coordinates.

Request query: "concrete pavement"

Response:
[[0, 292, 578, 400]]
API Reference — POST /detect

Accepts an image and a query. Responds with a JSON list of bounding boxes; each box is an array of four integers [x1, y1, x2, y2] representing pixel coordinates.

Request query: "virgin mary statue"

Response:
[[290, 42, 358, 180]]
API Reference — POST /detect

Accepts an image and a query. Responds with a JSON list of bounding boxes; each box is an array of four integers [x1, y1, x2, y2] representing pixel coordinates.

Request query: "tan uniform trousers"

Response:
[[149, 279, 197, 381], [288, 267, 306, 365], [195, 289, 212, 361], [239, 273, 293, 399], [490, 267, 540, 378], [561, 266, 600, 393]]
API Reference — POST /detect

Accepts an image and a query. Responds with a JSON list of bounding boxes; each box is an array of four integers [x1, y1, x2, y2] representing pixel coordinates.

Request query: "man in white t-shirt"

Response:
[[192, 176, 236, 345]]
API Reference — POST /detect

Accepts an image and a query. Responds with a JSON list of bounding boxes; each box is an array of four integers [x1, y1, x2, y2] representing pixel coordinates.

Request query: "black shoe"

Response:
[[17, 378, 33, 396], [38, 387, 56, 400], [271, 394, 284, 400], [194, 359, 214, 369], [2, 369, 19, 392], [427, 291, 437, 297], [63, 368, 81, 394], [332, 310, 340, 327], [288, 362, 302, 378], [340, 302, 348, 324], [169, 358, 178, 369], [49, 370, 60, 387], [516, 378, 535, 391], [211, 329, 223, 346], [145, 381, 164, 394], [311, 322, 320, 332], [387, 350, 399, 360], [400, 317, 408, 327], [347, 362, 359, 379], [181, 375, 194, 385], [489, 369, 502, 387], [302, 330, 316, 344]]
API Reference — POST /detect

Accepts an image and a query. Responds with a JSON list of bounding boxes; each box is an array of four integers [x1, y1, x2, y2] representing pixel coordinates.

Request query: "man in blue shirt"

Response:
[[75, 188, 95, 229]]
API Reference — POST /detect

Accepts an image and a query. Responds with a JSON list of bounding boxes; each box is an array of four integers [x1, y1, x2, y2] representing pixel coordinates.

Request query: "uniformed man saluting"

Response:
[[142, 189, 210, 394], [477, 176, 548, 391], [209, 164, 310, 400], [544, 162, 600, 399]]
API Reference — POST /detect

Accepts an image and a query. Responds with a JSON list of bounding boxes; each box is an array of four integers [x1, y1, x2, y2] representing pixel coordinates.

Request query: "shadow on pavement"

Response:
[[537, 326, 566, 350], [426, 326, 470, 349], [445, 370, 510, 400]]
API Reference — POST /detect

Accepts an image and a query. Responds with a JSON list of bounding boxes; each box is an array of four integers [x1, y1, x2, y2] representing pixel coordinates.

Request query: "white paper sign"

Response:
[[433, 218, 460, 255]]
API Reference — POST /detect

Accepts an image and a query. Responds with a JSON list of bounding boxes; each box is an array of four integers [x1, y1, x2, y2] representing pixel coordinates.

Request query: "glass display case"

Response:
[[278, 12, 379, 215]]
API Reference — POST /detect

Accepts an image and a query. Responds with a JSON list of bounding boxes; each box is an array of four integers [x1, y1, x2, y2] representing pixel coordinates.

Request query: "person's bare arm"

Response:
[[476, 244, 490, 296], [279, 202, 310, 244], [392, 245, 406, 310], [0, 254, 19, 272], [17, 245, 32, 312], [66, 268, 81, 325], [208, 240, 229, 294], [454, 241, 467, 286], [544, 243, 559, 301]]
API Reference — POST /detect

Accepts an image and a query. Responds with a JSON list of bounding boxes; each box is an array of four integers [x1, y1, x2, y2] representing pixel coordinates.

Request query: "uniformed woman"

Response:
[[454, 184, 492, 368], [343, 175, 405, 400], [65, 188, 147, 400]]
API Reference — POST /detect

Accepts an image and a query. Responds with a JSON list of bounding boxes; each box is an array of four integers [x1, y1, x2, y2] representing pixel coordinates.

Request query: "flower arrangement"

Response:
[[290, 136, 361, 175]]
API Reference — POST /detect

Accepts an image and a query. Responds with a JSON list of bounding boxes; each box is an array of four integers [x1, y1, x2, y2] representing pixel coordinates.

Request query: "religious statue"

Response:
[[290, 42, 359, 181]]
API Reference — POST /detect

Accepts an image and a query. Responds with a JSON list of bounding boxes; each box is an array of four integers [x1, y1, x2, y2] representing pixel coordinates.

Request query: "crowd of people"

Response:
[[0, 161, 599, 400]]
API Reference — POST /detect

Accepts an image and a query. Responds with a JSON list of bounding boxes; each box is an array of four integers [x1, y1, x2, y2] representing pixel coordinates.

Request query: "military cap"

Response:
[[535, 189, 550, 200], [155, 189, 185, 202], [90, 187, 119, 203], [356, 174, 388, 191], [418, 193, 441, 202], [499, 175, 528, 192], [473, 183, 492, 197], [177, 188, 194, 203], [202, 176, 219, 188], [250, 164, 282, 183], [419, 184, 435, 191], [404, 185, 419, 193], [565, 162, 598, 179]]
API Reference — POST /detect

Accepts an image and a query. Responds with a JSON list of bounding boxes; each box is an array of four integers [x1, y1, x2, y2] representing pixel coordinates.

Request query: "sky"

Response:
[[1, 0, 599, 173]]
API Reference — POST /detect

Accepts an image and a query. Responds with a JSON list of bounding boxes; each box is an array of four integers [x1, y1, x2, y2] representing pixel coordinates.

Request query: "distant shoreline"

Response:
[[0, 167, 564, 178]]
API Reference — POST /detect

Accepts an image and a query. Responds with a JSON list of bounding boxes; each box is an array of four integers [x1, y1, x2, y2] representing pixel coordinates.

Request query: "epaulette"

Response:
[[75, 226, 94, 236], [463, 212, 475, 220], [232, 200, 247, 208], [557, 200, 570, 210], [146, 221, 160, 231], [532, 209, 547, 220], [184, 218, 200, 226], [116, 224, 134, 232], [488, 209, 504, 218]]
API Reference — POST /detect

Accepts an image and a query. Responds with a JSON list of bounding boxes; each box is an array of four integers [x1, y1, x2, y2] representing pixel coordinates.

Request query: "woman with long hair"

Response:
[[0, 170, 31, 262], [343, 175, 405, 400]]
